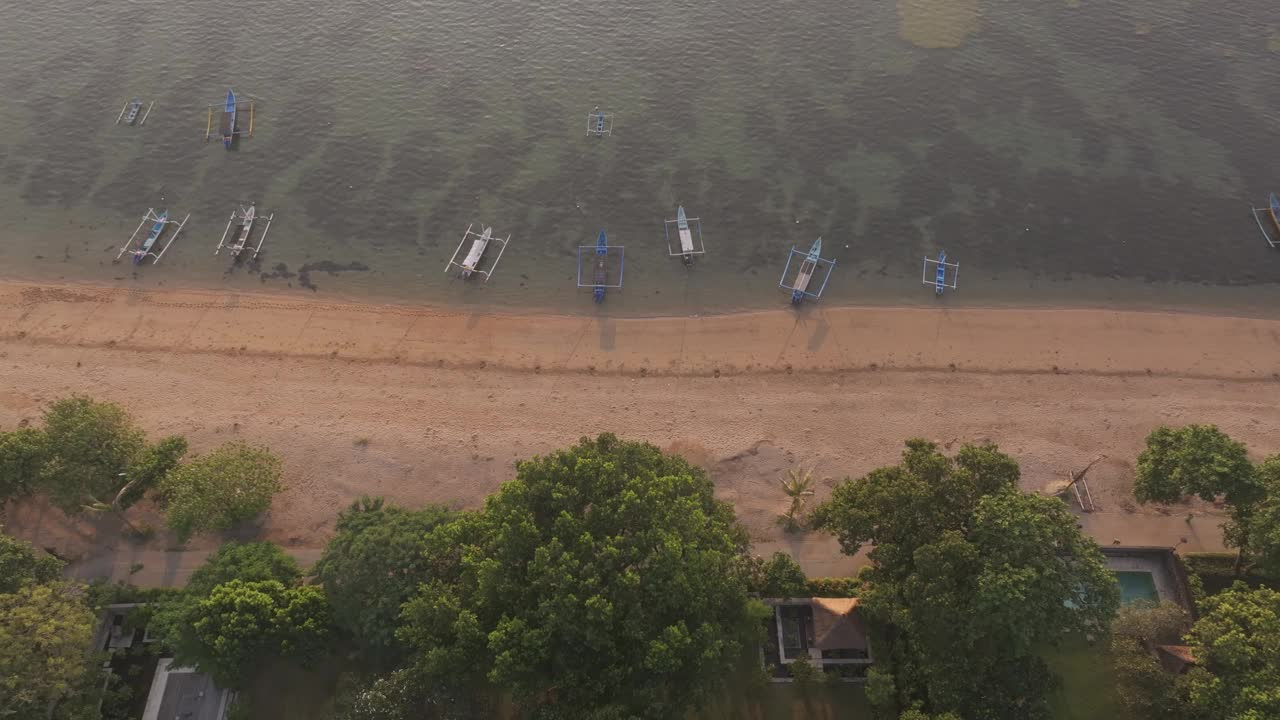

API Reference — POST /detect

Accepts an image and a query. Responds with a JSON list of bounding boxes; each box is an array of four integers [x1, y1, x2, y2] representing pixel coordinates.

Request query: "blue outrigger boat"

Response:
[[923, 250, 959, 295], [779, 237, 836, 305], [577, 229, 625, 301], [221, 90, 236, 148], [116, 208, 189, 266], [136, 210, 169, 265], [586, 106, 613, 137], [206, 89, 252, 148], [1252, 192, 1280, 249], [593, 230, 609, 301]]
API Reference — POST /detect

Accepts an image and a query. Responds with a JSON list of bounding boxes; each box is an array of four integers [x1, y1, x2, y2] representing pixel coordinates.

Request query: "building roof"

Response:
[[1154, 644, 1197, 674], [810, 598, 868, 651], [142, 659, 231, 720]]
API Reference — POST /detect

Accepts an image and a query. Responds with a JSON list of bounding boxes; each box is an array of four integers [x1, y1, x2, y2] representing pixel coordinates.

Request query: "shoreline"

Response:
[[3, 279, 1280, 380]]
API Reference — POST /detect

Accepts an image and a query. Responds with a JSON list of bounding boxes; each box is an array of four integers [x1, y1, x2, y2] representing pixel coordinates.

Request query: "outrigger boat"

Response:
[[1251, 192, 1280, 248], [123, 98, 142, 125], [114, 97, 153, 126], [205, 89, 253, 147], [445, 224, 511, 282], [221, 90, 236, 148], [664, 205, 706, 265], [922, 250, 959, 295], [577, 229, 625, 302], [586, 106, 613, 137], [116, 208, 189, 266], [778, 237, 836, 305], [216, 204, 275, 258]]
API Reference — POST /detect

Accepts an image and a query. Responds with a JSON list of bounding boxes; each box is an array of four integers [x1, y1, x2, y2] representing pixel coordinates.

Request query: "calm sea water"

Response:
[[0, 0, 1278, 316]]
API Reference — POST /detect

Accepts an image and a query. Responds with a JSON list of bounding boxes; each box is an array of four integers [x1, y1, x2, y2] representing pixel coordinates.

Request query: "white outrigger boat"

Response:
[[216, 203, 275, 258], [446, 223, 511, 282], [663, 205, 706, 265]]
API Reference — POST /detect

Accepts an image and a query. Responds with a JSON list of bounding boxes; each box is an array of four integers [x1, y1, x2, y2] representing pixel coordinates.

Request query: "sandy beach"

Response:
[[3, 280, 1279, 581]]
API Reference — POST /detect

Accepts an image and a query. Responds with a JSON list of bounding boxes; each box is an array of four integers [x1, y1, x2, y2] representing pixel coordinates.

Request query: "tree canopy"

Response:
[[186, 541, 302, 596], [159, 441, 283, 541], [1134, 425, 1259, 508], [753, 552, 807, 598], [34, 396, 149, 513], [0, 527, 63, 594], [0, 427, 45, 504], [1184, 584, 1280, 720], [1, 396, 188, 514], [1110, 602, 1194, 720], [0, 581, 97, 717], [398, 434, 758, 719], [164, 579, 332, 688], [314, 496, 456, 668], [812, 439, 1119, 720], [1247, 456, 1280, 578]]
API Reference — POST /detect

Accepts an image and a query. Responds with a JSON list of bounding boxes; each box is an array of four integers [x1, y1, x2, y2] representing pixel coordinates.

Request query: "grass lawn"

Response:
[[1045, 636, 1122, 720]]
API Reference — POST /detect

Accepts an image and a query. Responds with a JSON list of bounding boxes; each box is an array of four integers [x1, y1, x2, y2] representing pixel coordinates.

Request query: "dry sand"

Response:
[[2, 280, 1278, 579]]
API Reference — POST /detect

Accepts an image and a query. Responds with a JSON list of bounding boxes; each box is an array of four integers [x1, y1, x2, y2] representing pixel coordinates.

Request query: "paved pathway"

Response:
[[68, 547, 324, 587], [64, 510, 1226, 589]]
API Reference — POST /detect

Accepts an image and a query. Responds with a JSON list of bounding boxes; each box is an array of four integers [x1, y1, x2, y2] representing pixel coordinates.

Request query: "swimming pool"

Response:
[[1114, 571, 1160, 605]]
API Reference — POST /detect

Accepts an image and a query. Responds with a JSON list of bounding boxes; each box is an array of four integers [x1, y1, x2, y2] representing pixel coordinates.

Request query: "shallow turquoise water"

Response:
[[0, 0, 1278, 315], [1115, 571, 1159, 605]]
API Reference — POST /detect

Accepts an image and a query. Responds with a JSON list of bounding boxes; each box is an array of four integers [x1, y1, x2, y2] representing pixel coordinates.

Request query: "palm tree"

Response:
[[779, 467, 816, 530]]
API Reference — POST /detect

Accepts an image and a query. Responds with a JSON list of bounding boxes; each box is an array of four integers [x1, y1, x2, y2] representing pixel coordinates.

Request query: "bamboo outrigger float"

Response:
[[205, 89, 254, 148], [446, 224, 511, 282], [577, 230, 625, 302], [586, 106, 613, 136], [1251, 192, 1280, 249], [778, 237, 836, 305], [664, 205, 706, 265], [922, 250, 959, 295], [115, 98, 154, 126], [216, 204, 275, 259], [115, 208, 189, 266]]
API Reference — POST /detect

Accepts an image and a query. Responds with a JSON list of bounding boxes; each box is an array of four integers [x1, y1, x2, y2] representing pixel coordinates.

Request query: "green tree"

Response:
[[314, 497, 455, 668], [1246, 455, 1280, 577], [754, 552, 807, 598], [149, 542, 302, 656], [399, 434, 758, 719], [336, 668, 494, 720], [1184, 584, 1280, 720], [165, 579, 331, 688], [1110, 602, 1193, 720], [1134, 426, 1258, 507], [187, 541, 301, 596], [159, 442, 283, 541], [811, 439, 1119, 720], [0, 427, 46, 504], [37, 396, 146, 513], [1134, 426, 1264, 573], [0, 581, 97, 717], [0, 527, 64, 594], [778, 467, 816, 531]]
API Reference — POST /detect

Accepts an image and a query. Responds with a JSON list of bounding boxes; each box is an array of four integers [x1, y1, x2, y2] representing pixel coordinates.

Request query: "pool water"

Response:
[[1114, 571, 1160, 605]]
